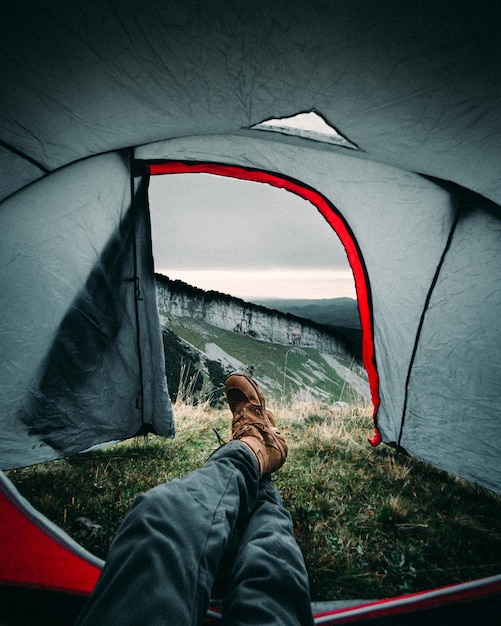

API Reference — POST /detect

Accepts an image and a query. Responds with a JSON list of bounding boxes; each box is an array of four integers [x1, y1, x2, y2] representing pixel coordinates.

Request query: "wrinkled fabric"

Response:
[[1, 1, 501, 203], [0, 154, 174, 468], [401, 200, 501, 492]]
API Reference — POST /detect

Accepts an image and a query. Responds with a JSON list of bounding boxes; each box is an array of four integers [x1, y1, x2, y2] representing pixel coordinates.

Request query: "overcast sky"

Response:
[[149, 173, 356, 301]]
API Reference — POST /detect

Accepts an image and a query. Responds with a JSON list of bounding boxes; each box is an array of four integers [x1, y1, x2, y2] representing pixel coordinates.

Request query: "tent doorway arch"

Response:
[[145, 160, 381, 443]]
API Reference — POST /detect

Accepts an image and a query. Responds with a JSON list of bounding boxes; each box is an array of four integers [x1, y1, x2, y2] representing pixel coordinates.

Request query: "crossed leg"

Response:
[[224, 478, 314, 626], [77, 442, 313, 625]]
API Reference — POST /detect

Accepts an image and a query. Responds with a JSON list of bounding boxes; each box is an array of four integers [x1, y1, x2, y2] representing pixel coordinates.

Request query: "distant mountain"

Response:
[[252, 297, 362, 359], [253, 298, 361, 329]]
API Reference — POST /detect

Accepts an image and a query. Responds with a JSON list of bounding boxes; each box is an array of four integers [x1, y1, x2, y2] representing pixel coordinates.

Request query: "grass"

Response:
[[6, 399, 501, 602]]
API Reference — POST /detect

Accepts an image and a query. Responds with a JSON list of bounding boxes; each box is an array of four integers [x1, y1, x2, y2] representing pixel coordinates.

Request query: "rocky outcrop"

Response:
[[155, 275, 350, 358]]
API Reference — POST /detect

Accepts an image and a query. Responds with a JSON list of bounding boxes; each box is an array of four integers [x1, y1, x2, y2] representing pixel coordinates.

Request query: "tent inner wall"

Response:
[[2, 1, 501, 208], [0, 152, 174, 469], [402, 197, 501, 492]]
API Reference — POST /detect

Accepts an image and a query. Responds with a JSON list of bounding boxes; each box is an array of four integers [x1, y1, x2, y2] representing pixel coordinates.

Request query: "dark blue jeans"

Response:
[[77, 441, 314, 625]]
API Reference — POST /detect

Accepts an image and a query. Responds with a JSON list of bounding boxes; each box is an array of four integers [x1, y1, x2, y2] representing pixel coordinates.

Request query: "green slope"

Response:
[[165, 317, 369, 406], [252, 297, 363, 359]]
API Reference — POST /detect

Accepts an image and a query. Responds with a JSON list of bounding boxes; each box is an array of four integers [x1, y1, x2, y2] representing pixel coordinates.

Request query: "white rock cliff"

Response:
[[155, 277, 350, 359]]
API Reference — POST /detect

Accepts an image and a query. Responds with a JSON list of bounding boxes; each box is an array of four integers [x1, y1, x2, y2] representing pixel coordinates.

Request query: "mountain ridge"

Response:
[[155, 274, 369, 406], [155, 274, 354, 356], [252, 297, 361, 329]]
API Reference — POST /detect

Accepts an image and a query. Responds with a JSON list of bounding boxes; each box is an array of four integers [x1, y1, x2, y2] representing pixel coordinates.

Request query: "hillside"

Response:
[[253, 297, 362, 359], [155, 276, 370, 407], [253, 297, 361, 329], [156, 275, 353, 357]]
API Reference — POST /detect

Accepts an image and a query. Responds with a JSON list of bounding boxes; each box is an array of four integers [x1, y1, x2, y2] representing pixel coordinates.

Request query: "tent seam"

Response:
[[0, 138, 50, 173], [130, 149, 146, 425], [397, 209, 461, 447]]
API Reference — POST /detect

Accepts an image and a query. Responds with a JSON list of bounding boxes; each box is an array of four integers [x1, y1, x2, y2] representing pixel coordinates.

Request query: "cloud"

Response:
[[154, 267, 356, 300], [149, 173, 355, 299]]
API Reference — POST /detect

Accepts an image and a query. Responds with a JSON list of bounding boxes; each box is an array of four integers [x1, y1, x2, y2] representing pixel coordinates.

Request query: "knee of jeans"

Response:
[[129, 481, 181, 517]]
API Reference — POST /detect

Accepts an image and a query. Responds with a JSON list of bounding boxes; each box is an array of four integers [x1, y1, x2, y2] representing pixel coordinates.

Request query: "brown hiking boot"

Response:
[[225, 372, 287, 477]]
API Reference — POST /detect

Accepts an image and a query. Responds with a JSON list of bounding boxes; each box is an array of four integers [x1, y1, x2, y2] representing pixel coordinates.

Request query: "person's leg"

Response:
[[223, 478, 314, 626], [77, 441, 259, 626]]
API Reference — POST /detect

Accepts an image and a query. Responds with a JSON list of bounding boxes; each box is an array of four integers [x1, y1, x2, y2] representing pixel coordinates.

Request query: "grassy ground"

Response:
[[7, 400, 501, 602]]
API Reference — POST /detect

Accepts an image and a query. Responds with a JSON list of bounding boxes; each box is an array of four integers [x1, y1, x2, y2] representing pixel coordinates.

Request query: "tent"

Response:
[[1, 0, 500, 622]]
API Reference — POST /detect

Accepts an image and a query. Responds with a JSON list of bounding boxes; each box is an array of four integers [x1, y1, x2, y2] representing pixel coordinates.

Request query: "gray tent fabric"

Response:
[[1, 1, 501, 205], [0, 153, 174, 467], [0, 1, 500, 485], [401, 196, 501, 492]]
